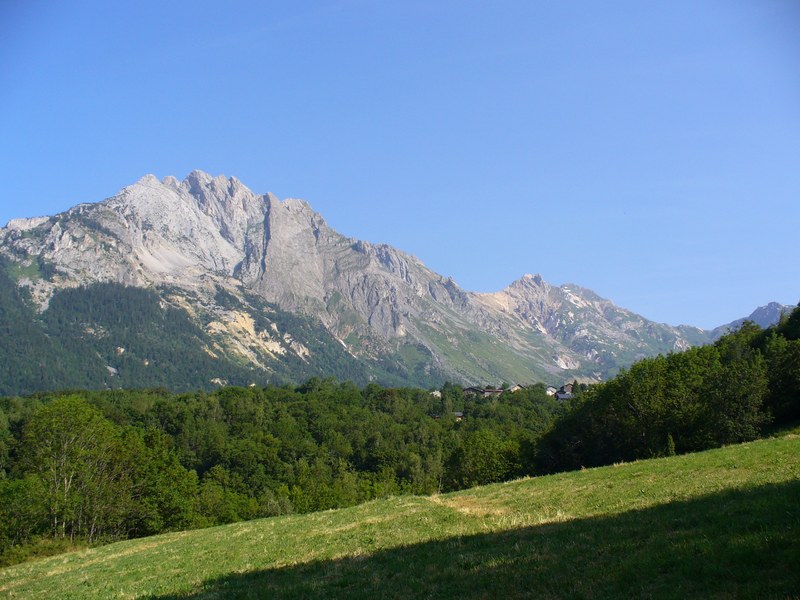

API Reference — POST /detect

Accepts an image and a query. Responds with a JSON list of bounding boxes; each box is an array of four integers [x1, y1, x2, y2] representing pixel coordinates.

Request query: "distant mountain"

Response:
[[710, 302, 796, 339], [0, 171, 789, 394]]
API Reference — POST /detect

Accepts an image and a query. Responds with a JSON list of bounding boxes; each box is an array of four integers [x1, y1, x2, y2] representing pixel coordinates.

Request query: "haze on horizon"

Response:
[[1, 1, 798, 329]]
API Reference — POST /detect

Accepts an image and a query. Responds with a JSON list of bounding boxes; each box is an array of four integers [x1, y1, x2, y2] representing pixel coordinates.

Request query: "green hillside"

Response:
[[0, 276, 442, 396], [1, 432, 797, 599]]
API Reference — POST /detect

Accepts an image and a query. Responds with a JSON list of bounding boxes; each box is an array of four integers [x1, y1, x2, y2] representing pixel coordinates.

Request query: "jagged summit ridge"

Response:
[[710, 301, 796, 339], [0, 171, 763, 386]]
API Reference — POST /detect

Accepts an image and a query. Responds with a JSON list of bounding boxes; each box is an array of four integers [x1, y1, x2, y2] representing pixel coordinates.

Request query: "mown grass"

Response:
[[1, 434, 798, 599]]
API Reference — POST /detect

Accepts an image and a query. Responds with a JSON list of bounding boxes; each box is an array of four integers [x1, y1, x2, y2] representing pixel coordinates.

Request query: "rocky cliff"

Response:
[[0, 171, 775, 390]]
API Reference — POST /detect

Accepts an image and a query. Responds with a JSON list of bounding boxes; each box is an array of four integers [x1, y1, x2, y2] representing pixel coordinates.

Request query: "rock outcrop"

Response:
[[0, 171, 751, 386]]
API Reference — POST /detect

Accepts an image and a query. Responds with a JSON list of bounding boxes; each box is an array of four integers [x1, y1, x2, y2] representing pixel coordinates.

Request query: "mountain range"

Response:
[[0, 171, 793, 395]]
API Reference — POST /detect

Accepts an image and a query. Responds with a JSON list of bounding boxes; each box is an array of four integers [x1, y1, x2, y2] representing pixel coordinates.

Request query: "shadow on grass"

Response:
[[152, 481, 800, 599]]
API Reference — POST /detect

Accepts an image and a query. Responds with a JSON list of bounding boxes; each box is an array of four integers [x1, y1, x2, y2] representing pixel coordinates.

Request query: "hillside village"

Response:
[[459, 383, 576, 399]]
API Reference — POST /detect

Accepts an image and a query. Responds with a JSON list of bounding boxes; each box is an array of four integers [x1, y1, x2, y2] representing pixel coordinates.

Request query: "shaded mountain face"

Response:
[[0, 171, 781, 393], [710, 302, 796, 339]]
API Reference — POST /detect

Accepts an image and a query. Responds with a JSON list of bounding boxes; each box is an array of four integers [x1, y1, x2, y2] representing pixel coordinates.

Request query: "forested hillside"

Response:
[[0, 274, 442, 396], [0, 382, 562, 564], [0, 267, 262, 395], [0, 307, 797, 565], [0, 265, 91, 393], [537, 306, 800, 472]]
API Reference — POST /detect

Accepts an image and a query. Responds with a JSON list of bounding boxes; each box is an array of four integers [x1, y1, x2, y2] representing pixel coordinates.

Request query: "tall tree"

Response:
[[22, 396, 131, 542]]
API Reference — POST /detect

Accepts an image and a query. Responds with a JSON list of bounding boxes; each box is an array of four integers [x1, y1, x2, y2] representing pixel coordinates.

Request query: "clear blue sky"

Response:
[[1, 1, 799, 329]]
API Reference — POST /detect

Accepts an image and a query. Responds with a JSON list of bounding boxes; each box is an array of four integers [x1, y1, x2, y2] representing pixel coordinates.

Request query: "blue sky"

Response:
[[1, 1, 798, 329]]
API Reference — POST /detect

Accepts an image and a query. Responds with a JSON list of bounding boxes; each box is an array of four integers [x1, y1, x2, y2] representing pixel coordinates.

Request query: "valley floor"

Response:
[[1, 433, 798, 599]]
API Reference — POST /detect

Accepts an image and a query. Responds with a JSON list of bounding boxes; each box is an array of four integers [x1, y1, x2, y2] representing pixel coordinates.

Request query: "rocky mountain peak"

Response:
[[3, 170, 783, 389], [161, 175, 181, 189], [180, 170, 254, 204], [711, 301, 797, 337], [754, 302, 795, 321], [185, 168, 213, 183], [510, 273, 546, 290], [135, 174, 161, 186], [4, 215, 50, 231]]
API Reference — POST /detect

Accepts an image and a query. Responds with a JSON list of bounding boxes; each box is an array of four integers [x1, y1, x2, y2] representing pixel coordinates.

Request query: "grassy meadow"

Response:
[[1, 432, 798, 599]]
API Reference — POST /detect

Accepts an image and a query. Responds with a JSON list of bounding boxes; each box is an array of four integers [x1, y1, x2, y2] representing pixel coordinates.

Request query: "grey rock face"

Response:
[[475, 274, 710, 374], [710, 302, 796, 339], [0, 171, 737, 385]]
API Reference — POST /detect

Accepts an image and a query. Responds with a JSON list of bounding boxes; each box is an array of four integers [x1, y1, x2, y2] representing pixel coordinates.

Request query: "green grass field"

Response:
[[1, 433, 798, 599]]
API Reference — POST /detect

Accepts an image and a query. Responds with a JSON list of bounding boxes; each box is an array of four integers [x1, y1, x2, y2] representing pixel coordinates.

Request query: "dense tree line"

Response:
[[536, 307, 800, 473], [0, 381, 562, 563], [1, 307, 797, 565]]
